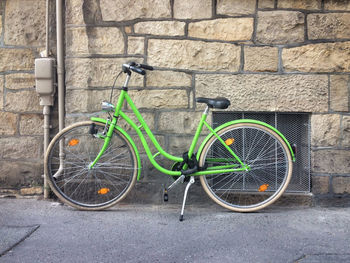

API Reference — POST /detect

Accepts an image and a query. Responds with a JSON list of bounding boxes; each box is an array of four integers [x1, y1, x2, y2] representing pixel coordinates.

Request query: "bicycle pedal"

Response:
[[163, 189, 168, 202]]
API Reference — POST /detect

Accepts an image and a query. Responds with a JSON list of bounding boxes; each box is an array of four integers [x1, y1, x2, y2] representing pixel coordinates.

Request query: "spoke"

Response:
[[202, 124, 290, 210]]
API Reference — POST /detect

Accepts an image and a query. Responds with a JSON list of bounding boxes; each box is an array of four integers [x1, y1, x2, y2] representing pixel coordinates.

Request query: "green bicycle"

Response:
[[45, 62, 295, 221]]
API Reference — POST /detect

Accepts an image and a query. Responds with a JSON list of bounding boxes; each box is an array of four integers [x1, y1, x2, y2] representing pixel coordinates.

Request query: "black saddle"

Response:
[[196, 97, 231, 109]]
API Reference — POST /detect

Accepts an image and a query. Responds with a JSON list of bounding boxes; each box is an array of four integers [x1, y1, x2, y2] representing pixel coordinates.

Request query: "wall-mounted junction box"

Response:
[[35, 57, 56, 106]]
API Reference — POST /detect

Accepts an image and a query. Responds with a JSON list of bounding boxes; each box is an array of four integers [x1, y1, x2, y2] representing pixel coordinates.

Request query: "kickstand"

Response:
[[179, 176, 195, 222]]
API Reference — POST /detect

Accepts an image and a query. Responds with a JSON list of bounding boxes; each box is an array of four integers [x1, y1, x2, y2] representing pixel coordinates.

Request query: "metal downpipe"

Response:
[[43, 0, 50, 199], [56, 0, 65, 133], [43, 105, 50, 199]]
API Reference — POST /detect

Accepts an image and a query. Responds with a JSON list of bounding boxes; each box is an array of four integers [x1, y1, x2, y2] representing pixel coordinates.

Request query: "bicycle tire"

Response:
[[199, 122, 293, 212], [45, 121, 138, 210]]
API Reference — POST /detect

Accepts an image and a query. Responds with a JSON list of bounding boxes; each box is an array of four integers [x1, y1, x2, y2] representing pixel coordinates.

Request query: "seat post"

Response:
[[187, 106, 210, 160], [203, 105, 210, 115]]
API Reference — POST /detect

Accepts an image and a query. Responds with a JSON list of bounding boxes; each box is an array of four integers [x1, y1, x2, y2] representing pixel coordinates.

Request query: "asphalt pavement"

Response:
[[0, 197, 350, 263]]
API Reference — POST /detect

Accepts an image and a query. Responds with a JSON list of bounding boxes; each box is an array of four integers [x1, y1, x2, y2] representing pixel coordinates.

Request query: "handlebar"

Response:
[[139, 64, 154, 71], [122, 62, 154, 75]]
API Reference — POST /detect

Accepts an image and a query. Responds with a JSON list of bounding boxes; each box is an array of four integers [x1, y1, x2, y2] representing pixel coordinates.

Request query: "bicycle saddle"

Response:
[[196, 97, 231, 109]]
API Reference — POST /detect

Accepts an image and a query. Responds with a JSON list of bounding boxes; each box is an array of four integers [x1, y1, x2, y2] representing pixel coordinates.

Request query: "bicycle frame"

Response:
[[89, 74, 250, 180]]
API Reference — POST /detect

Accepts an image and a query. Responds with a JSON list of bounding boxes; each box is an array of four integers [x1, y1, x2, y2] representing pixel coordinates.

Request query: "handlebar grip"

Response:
[[130, 66, 146, 75], [140, 64, 154, 71]]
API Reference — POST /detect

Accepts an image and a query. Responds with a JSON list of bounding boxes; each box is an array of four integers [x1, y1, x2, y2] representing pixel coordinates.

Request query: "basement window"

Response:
[[212, 112, 310, 193]]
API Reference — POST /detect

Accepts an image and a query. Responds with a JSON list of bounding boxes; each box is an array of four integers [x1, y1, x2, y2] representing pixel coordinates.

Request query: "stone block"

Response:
[[67, 27, 124, 55], [330, 75, 349, 112], [128, 37, 144, 55], [0, 77, 3, 110], [148, 39, 241, 72], [342, 116, 350, 147], [20, 114, 44, 135], [158, 111, 204, 134], [66, 27, 89, 56], [88, 27, 124, 54], [244, 46, 278, 72], [312, 176, 329, 194], [65, 58, 144, 88], [65, 89, 111, 113], [0, 15, 2, 36], [125, 26, 132, 34], [66, 0, 84, 24], [131, 134, 165, 155], [332, 177, 350, 194], [100, 0, 171, 21], [168, 135, 197, 155], [4, 0, 45, 46], [0, 112, 17, 135], [5, 90, 41, 112], [128, 89, 188, 109], [312, 150, 350, 174], [256, 11, 305, 44], [258, 0, 274, 9], [283, 42, 350, 72], [324, 0, 350, 10], [0, 136, 41, 159], [188, 18, 254, 42], [196, 74, 328, 112], [117, 112, 155, 132], [308, 13, 350, 40], [0, 161, 43, 188], [5, 73, 35, 90], [311, 114, 341, 147], [20, 186, 43, 195], [134, 21, 185, 36], [146, 71, 192, 87], [0, 49, 34, 72], [174, 0, 212, 19], [278, 0, 321, 9], [217, 0, 256, 15], [76, 0, 102, 24]]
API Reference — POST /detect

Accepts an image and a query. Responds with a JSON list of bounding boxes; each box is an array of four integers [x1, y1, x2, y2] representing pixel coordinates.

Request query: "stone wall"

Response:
[[0, 0, 49, 195], [1, 0, 350, 199], [65, 0, 350, 199]]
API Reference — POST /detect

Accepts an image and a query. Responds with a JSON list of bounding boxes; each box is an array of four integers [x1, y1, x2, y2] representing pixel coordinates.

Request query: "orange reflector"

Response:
[[258, 184, 269, 192], [68, 139, 79, 146], [98, 188, 110, 195], [225, 138, 235, 146]]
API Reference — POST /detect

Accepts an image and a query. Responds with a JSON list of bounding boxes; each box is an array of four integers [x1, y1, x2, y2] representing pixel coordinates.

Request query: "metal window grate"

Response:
[[212, 112, 310, 193]]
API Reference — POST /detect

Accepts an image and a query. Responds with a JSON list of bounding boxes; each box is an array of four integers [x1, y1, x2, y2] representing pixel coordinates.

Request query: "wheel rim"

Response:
[[200, 124, 291, 211], [47, 123, 137, 208]]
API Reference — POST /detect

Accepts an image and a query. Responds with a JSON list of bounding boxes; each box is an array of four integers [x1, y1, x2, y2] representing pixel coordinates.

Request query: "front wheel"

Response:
[[45, 121, 138, 210], [199, 122, 293, 212]]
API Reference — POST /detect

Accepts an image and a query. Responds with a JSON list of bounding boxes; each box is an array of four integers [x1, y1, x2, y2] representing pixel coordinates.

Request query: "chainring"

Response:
[[171, 162, 190, 182]]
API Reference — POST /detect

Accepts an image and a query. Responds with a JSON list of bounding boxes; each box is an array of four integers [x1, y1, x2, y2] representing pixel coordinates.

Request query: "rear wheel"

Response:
[[199, 122, 293, 212], [45, 121, 138, 210]]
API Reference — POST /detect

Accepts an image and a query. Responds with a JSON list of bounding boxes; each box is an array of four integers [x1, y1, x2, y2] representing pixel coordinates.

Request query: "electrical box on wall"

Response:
[[35, 57, 56, 106]]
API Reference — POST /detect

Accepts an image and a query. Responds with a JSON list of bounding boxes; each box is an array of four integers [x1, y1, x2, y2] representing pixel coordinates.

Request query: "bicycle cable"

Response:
[[109, 70, 123, 103]]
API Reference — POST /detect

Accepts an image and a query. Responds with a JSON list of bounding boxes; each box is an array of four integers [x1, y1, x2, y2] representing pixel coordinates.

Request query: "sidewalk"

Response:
[[0, 198, 350, 263]]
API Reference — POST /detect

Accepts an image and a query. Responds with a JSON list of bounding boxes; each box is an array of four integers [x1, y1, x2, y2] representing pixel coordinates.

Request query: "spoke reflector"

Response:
[[68, 139, 79, 146], [258, 184, 269, 192], [225, 138, 235, 146], [98, 188, 110, 195]]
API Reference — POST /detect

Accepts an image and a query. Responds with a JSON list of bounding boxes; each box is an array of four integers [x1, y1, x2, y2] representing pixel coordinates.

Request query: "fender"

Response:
[[197, 119, 295, 162], [91, 117, 142, 180]]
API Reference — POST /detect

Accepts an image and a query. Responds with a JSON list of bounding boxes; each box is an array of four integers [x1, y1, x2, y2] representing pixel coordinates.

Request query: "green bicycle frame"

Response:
[[89, 75, 295, 181]]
